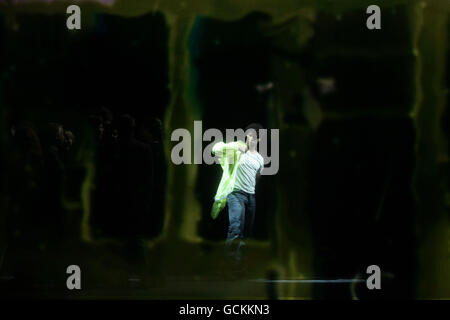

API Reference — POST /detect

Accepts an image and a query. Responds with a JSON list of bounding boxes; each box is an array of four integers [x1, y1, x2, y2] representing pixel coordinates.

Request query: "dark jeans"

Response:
[[225, 190, 256, 261]]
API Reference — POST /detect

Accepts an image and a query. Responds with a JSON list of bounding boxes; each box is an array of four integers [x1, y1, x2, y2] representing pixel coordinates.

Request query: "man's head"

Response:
[[245, 123, 263, 149]]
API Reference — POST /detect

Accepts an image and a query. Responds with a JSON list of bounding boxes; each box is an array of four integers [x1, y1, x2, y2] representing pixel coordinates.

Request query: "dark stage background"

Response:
[[0, 0, 448, 299]]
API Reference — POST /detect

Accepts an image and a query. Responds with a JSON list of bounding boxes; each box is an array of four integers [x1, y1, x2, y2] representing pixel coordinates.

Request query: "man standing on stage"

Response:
[[211, 123, 265, 266]]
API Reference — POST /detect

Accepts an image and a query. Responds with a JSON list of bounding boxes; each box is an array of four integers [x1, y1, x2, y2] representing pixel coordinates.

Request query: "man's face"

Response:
[[246, 132, 258, 148]]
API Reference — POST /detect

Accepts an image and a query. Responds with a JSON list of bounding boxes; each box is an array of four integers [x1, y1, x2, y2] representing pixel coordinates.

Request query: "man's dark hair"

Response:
[[245, 123, 264, 139]]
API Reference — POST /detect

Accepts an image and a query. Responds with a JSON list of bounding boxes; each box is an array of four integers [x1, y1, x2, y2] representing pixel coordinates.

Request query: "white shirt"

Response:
[[234, 151, 264, 194]]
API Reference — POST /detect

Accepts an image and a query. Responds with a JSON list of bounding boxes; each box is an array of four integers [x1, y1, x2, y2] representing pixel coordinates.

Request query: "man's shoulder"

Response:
[[254, 152, 264, 162]]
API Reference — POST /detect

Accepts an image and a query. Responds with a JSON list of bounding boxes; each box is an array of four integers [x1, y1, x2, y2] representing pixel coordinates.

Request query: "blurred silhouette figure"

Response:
[[3, 121, 44, 284], [60, 129, 75, 165], [138, 116, 166, 238], [63, 130, 75, 152], [40, 122, 66, 247], [114, 114, 153, 280], [99, 107, 114, 143], [88, 107, 118, 238], [88, 114, 104, 144], [7, 121, 44, 244]]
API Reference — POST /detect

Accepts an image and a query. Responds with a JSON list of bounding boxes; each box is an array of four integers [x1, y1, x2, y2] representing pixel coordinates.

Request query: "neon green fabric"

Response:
[[210, 140, 247, 219]]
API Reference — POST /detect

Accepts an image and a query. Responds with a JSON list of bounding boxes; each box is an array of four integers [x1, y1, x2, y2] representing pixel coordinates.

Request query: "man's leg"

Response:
[[244, 194, 256, 239], [234, 193, 255, 270], [225, 192, 246, 261]]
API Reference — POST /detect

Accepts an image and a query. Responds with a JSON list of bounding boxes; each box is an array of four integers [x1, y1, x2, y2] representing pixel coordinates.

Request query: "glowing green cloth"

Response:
[[210, 140, 247, 219]]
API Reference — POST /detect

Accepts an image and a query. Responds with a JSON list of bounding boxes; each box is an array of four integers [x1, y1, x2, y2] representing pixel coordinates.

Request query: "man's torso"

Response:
[[234, 151, 264, 194]]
